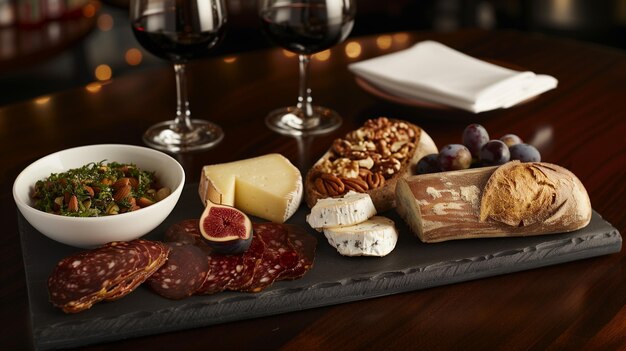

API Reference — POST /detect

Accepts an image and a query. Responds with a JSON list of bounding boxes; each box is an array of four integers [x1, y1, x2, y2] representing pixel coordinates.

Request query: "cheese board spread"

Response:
[[16, 119, 622, 349], [19, 185, 621, 350]]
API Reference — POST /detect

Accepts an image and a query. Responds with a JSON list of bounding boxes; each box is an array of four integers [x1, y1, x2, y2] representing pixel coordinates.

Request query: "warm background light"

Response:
[[125, 48, 143, 66], [97, 14, 114, 32], [34, 96, 50, 105], [376, 35, 393, 49], [313, 50, 331, 61], [282, 49, 296, 58], [82, 3, 97, 18], [85, 82, 102, 93], [345, 41, 362, 58], [223, 56, 237, 63], [393, 32, 409, 44], [94, 65, 112, 81]]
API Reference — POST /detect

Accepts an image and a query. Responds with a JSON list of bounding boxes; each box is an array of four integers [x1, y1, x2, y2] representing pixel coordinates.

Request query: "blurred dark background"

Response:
[[0, 0, 624, 107]]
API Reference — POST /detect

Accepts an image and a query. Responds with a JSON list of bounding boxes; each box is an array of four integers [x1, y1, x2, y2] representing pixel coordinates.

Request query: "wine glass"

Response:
[[130, 0, 226, 153], [259, 0, 356, 136]]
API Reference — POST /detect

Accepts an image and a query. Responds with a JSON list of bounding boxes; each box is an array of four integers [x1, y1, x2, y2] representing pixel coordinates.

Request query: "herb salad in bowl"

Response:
[[13, 145, 185, 248]]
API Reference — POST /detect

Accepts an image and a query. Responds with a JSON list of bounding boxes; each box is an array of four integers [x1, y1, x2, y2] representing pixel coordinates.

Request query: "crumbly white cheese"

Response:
[[306, 191, 377, 229], [323, 216, 398, 257]]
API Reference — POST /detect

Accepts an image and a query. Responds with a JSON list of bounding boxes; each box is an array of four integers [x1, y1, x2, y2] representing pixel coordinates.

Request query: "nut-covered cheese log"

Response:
[[395, 161, 592, 242], [305, 117, 437, 212]]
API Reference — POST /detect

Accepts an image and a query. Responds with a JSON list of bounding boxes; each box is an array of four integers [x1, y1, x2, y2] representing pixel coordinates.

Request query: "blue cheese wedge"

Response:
[[306, 191, 377, 229], [323, 216, 398, 257]]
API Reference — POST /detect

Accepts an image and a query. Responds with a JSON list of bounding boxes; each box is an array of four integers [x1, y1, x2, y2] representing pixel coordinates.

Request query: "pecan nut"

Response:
[[315, 173, 345, 196], [341, 177, 369, 193]]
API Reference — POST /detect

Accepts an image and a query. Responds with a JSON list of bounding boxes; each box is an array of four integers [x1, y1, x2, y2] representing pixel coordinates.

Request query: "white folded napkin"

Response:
[[348, 41, 558, 113]]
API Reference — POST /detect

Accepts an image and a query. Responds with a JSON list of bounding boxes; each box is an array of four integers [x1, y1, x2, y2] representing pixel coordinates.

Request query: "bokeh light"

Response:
[[345, 41, 362, 58], [85, 82, 102, 93], [376, 35, 393, 49], [125, 48, 143, 66], [282, 49, 296, 58], [94, 64, 112, 81], [313, 50, 331, 61], [97, 14, 114, 32]]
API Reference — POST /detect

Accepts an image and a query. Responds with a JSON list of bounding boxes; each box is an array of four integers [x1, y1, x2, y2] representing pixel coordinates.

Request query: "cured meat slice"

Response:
[[225, 237, 265, 290], [106, 240, 169, 301], [237, 223, 298, 293], [164, 219, 212, 254], [279, 224, 317, 280], [48, 239, 169, 313], [164, 219, 202, 245], [196, 254, 239, 295], [256, 223, 300, 280], [147, 242, 209, 300]]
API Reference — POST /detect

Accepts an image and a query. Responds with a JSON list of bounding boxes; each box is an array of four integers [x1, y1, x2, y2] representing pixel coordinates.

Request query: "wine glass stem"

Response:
[[173, 63, 193, 133], [297, 54, 314, 120]]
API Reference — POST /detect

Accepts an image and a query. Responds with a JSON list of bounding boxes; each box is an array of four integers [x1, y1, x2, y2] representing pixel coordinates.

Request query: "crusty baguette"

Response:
[[395, 161, 592, 242], [305, 118, 437, 212]]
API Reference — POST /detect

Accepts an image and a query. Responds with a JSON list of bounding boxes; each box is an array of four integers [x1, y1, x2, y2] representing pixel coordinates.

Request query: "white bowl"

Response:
[[13, 144, 185, 248]]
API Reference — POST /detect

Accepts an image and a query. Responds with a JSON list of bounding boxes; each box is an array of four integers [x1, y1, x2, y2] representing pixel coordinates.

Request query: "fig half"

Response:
[[199, 201, 253, 254]]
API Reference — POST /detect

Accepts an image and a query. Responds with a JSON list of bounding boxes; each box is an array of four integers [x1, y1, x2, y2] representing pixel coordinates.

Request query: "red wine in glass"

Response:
[[259, 0, 356, 136], [131, 0, 226, 153]]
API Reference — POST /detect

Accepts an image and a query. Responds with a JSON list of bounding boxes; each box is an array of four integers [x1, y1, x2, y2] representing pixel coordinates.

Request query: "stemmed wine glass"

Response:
[[130, 0, 226, 153], [259, 0, 356, 136]]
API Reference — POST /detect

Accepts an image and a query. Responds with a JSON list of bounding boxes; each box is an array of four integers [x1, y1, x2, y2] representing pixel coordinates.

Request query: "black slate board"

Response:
[[19, 184, 622, 350]]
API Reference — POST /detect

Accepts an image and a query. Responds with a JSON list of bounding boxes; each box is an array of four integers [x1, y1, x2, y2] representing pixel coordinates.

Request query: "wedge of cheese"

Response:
[[199, 154, 303, 223]]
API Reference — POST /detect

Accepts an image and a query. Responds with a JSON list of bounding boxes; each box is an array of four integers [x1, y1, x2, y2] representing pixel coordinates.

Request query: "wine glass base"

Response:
[[265, 106, 342, 136], [143, 119, 224, 153]]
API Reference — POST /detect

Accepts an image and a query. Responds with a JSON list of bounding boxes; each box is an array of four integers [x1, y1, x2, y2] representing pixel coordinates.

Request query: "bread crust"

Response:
[[395, 161, 592, 242], [305, 118, 437, 212]]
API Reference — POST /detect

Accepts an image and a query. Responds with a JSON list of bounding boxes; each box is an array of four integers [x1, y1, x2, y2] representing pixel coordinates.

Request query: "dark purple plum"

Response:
[[480, 140, 510, 165], [462, 124, 489, 158], [510, 143, 541, 162], [438, 144, 472, 171], [500, 134, 523, 147], [415, 154, 440, 174]]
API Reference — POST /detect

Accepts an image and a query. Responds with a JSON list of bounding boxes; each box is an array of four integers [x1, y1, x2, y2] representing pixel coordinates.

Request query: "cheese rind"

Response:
[[199, 154, 302, 223], [323, 216, 398, 257], [306, 191, 377, 229]]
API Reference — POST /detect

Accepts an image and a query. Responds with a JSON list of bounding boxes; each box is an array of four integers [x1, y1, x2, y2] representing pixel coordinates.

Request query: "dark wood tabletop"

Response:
[[1, 29, 625, 350]]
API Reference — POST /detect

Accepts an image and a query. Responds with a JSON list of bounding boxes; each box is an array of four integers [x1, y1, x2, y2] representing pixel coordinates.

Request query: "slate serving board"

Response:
[[19, 184, 622, 350]]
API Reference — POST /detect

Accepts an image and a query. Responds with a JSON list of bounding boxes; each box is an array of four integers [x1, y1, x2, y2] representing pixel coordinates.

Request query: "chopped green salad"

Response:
[[31, 161, 171, 217]]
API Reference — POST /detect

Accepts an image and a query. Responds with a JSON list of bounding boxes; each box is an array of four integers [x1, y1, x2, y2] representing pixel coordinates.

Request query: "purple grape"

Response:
[[415, 154, 440, 174], [480, 140, 510, 165], [510, 143, 541, 162], [500, 134, 523, 147], [462, 124, 489, 158], [438, 144, 472, 171]]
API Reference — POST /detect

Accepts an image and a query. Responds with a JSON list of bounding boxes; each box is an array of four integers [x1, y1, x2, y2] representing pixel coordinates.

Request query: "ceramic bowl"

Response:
[[13, 144, 185, 248]]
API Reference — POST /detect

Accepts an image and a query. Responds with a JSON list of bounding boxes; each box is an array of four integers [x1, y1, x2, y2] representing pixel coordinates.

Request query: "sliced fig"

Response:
[[199, 201, 253, 254]]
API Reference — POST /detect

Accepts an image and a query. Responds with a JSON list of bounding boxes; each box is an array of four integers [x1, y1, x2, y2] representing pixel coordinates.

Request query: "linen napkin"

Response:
[[348, 41, 558, 113]]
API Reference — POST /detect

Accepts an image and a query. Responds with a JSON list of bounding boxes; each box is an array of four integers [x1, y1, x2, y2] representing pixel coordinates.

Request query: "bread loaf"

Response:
[[395, 161, 592, 242], [305, 117, 437, 212]]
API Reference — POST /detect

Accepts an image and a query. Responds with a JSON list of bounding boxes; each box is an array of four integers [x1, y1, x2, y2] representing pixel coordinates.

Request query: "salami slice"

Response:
[[164, 219, 202, 245], [106, 240, 170, 301], [165, 219, 212, 254], [147, 242, 209, 300], [279, 224, 317, 280], [48, 239, 169, 313], [237, 223, 297, 293], [225, 237, 265, 290], [196, 254, 239, 295], [256, 223, 300, 279]]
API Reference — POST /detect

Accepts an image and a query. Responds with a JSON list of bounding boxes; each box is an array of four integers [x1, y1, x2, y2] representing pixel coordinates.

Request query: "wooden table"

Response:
[[1, 29, 624, 350]]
